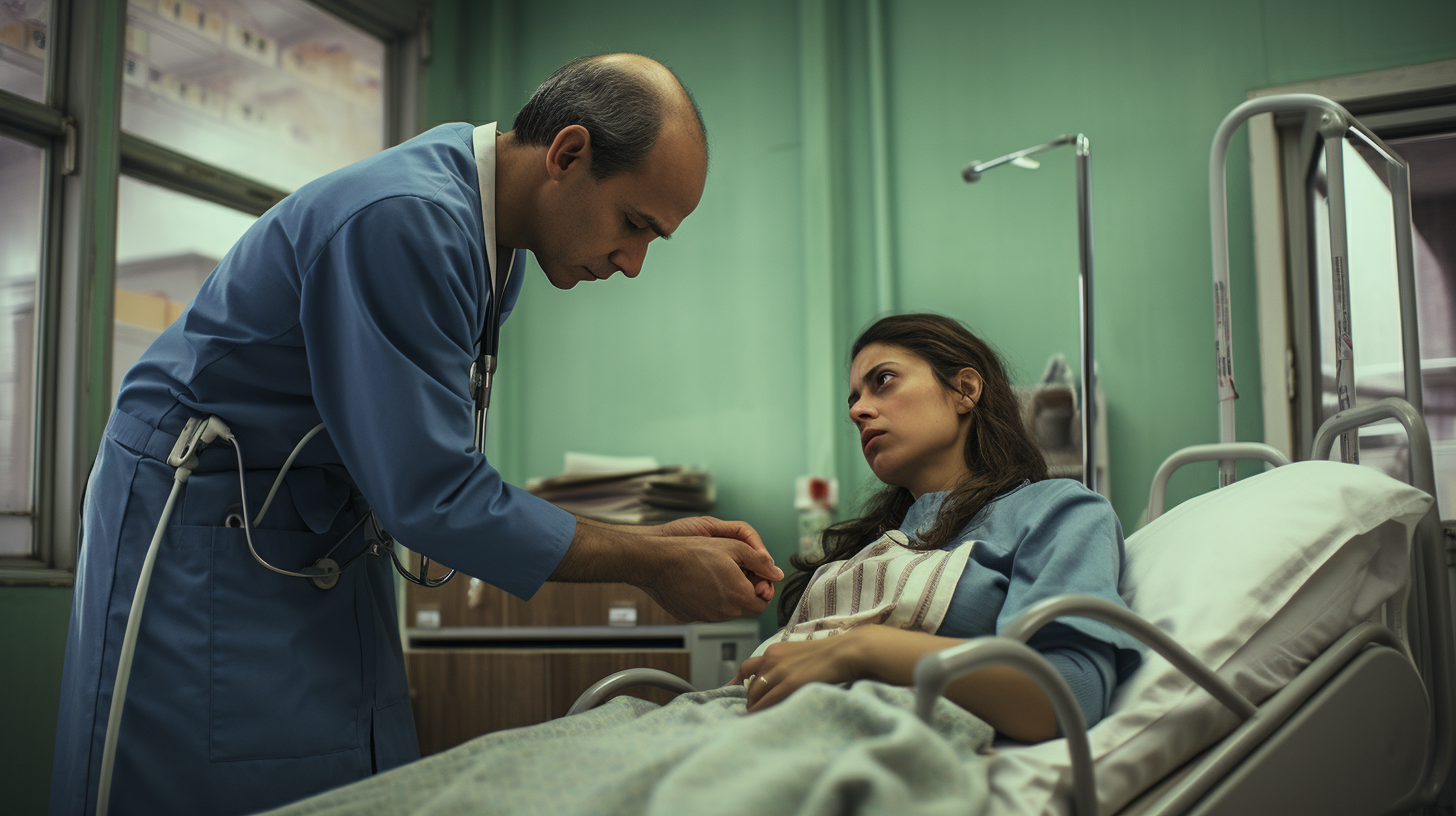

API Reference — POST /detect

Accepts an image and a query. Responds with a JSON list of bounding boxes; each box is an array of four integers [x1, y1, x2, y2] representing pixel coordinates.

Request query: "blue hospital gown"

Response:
[[50, 123, 577, 816], [910, 479, 1143, 726]]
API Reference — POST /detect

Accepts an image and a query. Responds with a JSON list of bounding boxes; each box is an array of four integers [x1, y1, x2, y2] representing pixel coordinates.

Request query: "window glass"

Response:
[[1309, 137, 1413, 489], [0, 0, 50, 102], [0, 133, 43, 555], [1394, 130, 1456, 518], [123, 0, 385, 192], [113, 175, 255, 406]]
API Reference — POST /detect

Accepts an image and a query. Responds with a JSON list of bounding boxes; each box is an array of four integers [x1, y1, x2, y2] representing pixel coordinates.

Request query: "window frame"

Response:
[[0, 0, 424, 584]]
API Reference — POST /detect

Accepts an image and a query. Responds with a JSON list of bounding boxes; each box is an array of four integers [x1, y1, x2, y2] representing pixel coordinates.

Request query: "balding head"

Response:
[[512, 53, 707, 180]]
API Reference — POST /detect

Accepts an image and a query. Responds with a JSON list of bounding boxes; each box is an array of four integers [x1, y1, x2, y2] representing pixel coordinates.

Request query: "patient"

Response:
[[734, 313, 1141, 742], [263, 314, 1141, 816]]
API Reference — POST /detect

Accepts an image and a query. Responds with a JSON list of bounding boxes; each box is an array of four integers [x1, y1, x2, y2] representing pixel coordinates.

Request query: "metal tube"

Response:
[[1321, 127, 1358, 465], [962, 134, 1078, 182], [1388, 163, 1423, 417], [914, 638, 1096, 816], [999, 594, 1259, 720], [1146, 442, 1291, 521], [1075, 136, 1095, 493]]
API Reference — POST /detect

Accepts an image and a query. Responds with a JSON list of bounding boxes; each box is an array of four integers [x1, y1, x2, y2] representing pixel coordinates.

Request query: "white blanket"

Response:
[[262, 682, 995, 816]]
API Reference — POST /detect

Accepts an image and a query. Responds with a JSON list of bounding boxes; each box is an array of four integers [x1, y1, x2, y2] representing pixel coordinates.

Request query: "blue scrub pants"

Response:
[[50, 411, 420, 815]]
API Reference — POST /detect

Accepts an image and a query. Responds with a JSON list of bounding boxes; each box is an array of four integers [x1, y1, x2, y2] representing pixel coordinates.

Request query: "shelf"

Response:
[[119, 0, 384, 192], [407, 619, 761, 651]]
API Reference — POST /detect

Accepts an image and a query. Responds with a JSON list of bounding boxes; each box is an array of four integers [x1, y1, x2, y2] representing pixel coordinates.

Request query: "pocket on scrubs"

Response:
[[209, 525, 364, 761]]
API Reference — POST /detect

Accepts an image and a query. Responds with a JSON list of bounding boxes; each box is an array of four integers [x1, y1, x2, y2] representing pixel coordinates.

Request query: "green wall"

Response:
[[1, 586, 72, 816], [4, 1, 1454, 812]]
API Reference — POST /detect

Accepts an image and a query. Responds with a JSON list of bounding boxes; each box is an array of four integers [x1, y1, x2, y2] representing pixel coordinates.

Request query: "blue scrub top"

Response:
[[905, 479, 1143, 726], [118, 121, 575, 596], [51, 123, 577, 816]]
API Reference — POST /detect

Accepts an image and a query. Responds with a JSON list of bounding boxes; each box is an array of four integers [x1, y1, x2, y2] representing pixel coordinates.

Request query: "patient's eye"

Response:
[[875, 370, 895, 388]]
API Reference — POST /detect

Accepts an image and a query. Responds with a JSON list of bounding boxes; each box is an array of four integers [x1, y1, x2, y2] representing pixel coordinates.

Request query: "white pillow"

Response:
[[986, 460, 1433, 816]]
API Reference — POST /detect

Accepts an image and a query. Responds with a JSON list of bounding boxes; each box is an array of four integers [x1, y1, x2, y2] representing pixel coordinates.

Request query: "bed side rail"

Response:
[[1146, 443, 1291, 522], [566, 669, 698, 717], [914, 595, 1262, 816], [923, 596, 1411, 816], [1313, 397, 1452, 810]]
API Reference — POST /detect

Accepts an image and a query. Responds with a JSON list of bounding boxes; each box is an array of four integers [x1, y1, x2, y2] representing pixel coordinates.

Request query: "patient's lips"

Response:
[[861, 428, 886, 454]]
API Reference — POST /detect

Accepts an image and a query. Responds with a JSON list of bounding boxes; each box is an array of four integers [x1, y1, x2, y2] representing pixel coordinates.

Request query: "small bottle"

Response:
[[795, 476, 838, 560]]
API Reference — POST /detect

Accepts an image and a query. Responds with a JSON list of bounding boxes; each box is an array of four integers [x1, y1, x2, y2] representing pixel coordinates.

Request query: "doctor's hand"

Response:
[[553, 517, 783, 621], [650, 516, 781, 602]]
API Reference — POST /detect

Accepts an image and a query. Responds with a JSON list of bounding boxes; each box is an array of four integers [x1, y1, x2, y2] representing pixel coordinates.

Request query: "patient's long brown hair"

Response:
[[777, 313, 1048, 625]]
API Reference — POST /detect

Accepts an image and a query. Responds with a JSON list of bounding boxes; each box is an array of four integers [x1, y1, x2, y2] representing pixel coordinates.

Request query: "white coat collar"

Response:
[[471, 123, 503, 290]]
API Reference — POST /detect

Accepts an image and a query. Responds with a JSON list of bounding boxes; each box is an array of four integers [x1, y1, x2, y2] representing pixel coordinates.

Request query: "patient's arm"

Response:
[[732, 625, 1056, 743]]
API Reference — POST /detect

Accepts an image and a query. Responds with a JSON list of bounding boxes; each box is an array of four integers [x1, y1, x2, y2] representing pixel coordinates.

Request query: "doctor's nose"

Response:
[[610, 244, 647, 279]]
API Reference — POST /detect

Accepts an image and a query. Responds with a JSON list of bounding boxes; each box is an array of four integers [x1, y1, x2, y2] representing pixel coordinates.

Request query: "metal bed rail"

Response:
[[1208, 94, 1418, 485]]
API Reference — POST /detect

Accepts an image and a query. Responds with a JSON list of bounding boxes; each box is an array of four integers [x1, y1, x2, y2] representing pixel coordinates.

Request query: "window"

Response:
[[0, 0, 422, 582], [0, 134, 44, 555], [0, 0, 50, 102], [122, 0, 386, 192]]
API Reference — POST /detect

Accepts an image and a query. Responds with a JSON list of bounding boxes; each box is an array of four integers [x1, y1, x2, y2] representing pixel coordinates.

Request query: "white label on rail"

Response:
[[1214, 281, 1238, 401], [1333, 255, 1353, 361]]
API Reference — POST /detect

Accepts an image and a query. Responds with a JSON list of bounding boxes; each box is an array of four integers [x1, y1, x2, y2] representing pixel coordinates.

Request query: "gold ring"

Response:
[[757, 675, 770, 685]]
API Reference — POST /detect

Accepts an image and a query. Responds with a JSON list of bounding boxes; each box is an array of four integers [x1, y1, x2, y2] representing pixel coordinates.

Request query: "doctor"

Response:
[[50, 53, 782, 816]]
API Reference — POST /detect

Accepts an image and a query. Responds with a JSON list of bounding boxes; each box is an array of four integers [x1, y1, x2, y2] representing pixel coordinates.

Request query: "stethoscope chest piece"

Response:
[[307, 558, 341, 591]]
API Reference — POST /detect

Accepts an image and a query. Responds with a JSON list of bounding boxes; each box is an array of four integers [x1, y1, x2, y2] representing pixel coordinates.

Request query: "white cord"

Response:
[[96, 468, 185, 816], [253, 422, 326, 527], [97, 416, 231, 816]]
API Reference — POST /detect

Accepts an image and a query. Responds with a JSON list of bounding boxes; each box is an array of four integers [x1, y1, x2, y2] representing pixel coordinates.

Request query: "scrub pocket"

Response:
[[209, 525, 363, 761]]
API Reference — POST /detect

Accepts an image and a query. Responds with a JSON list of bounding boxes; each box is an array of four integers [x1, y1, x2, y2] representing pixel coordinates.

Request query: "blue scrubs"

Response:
[[50, 123, 577, 815], [906, 479, 1143, 727]]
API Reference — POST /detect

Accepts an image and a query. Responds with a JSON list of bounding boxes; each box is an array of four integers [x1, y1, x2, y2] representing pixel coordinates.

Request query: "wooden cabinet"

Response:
[[403, 567, 760, 757]]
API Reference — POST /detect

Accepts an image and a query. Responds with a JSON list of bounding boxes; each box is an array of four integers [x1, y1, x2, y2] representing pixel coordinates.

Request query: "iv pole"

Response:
[[962, 134, 1097, 494]]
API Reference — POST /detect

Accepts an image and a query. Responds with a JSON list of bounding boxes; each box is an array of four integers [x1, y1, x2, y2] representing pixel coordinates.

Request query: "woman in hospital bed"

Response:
[[736, 312, 1141, 742], [264, 313, 1142, 816]]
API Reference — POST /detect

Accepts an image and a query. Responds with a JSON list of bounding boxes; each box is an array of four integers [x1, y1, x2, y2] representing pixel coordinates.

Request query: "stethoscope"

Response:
[[239, 248, 515, 592]]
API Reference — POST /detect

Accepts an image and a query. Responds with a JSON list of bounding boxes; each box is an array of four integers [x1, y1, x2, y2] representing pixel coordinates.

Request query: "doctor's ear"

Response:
[[953, 368, 982, 414], [546, 125, 592, 180]]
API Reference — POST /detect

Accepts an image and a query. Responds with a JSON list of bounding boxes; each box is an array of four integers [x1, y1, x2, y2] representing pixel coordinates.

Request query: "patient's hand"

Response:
[[732, 629, 881, 713]]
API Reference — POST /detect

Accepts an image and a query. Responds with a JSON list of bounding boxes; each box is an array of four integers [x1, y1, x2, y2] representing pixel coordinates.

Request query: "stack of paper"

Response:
[[527, 453, 716, 525]]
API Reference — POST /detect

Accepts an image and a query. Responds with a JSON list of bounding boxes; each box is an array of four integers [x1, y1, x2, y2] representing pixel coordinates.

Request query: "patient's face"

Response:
[[848, 342, 971, 498]]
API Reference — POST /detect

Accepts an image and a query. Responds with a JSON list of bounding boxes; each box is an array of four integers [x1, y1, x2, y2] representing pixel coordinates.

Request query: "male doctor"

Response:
[[50, 53, 782, 816]]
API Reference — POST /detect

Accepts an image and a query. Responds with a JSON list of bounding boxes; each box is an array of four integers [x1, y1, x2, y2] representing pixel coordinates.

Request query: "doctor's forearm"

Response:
[[548, 519, 653, 584]]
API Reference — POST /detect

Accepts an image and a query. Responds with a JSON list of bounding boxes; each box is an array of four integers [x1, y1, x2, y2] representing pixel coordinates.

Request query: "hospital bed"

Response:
[[570, 94, 1455, 815], [572, 399, 1449, 815]]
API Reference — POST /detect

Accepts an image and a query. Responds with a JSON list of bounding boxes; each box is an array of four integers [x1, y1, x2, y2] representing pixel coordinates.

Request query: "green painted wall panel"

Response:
[[0, 587, 73, 816], [472, 0, 812, 592]]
